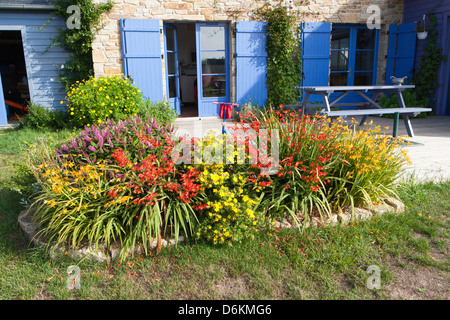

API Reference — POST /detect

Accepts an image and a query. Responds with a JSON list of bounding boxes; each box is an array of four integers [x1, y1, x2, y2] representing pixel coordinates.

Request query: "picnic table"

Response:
[[289, 85, 431, 138]]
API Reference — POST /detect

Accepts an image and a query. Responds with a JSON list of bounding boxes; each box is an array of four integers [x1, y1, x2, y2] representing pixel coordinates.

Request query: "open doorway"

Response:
[[0, 30, 30, 122], [164, 22, 230, 118], [177, 23, 198, 117], [163, 22, 196, 117]]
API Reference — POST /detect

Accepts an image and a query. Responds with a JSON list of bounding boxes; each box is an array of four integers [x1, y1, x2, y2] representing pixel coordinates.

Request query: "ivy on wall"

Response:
[[412, 11, 448, 106], [255, 4, 302, 107], [50, 0, 114, 91]]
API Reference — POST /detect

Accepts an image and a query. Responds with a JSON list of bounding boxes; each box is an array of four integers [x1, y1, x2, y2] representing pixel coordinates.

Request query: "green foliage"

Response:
[[256, 5, 302, 107], [51, 0, 114, 90], [138, 100, 177, 125], [378, 89, 430, 118], [66, 74, 144, 127], [412, 11, 448, 106], [19, 102, 72, 130]]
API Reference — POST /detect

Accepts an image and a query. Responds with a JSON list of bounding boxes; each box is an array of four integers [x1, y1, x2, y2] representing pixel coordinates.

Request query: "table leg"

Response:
[[393, 112, 399, 138], [395, 92, 414, 137], [322, 93, 331, 112], [359, 115, 368, 126], [301, 92, 310, 116]]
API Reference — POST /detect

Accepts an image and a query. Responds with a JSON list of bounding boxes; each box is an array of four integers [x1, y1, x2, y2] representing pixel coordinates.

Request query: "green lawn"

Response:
[[0, 126, 448, 300]]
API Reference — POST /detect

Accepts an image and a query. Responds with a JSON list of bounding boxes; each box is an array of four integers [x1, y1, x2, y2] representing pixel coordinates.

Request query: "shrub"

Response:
[[138, 100, 177, 125], [20, 102, 71, 130], [66, 74, 144, 127], [191, 148, 267, 245]]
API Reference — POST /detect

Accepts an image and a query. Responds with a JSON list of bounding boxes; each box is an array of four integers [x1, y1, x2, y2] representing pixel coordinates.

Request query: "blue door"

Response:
[[235, 21, 268, 107], [164, 24, 181, 115], [120, 19, 164, 103], [0, 75, 6, 126], [195, 23, 230, 117], [385, 22, 416, 84]]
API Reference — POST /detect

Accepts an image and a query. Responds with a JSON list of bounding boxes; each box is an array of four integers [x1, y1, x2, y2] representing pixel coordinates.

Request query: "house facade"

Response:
[[91, 0, 406, 117], [0, 0, 70, 125], [2, 0, 448, 125]]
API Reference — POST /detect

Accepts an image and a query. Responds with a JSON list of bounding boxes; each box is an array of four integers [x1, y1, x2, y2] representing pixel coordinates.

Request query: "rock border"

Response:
[[272, 197, 405, 229], [18, 208, 185, 263], [18, 197, 405, 262]]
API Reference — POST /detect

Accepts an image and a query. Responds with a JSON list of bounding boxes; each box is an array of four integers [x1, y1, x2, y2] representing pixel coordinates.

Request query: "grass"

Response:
[[0, 126, 449, 300]]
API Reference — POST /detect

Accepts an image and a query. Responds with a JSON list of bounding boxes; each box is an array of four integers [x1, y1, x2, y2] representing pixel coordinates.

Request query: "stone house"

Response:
[[1, 0, 449, 125], [92, 0, 408, 117]]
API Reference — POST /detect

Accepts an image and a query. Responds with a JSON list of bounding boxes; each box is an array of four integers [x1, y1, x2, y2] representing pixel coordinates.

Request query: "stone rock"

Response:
[[383, 197, 405, 213], [337, 212, 352, 225], [273, 218, 292, 229], [364, 202, 395, 216], [18, 209, 185, 262], [352, 207, 373, 221], [323, 214, 339, 227]]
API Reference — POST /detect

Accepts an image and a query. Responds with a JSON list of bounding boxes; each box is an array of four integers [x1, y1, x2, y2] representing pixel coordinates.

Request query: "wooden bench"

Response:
[[322, 107, 431, 137], [290, 85, 432, 137]]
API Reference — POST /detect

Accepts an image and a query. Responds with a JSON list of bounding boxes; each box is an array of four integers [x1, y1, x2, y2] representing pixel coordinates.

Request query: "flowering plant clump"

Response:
[[55, 116, 174, 165], [231, 106, 410, 225], [25, 103, 411, 258], [65, 74, 144, 126], [27, 116, 202, 259], [193, 163, 266, 246]]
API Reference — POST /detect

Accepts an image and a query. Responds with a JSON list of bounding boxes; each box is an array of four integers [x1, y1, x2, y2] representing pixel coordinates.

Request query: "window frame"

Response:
[[329, 24, 380, 86]]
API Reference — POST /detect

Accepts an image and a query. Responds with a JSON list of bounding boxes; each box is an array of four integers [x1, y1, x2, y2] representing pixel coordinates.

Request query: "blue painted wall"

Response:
[[403, 0, 450, 115], [0, 9, 69, 113]]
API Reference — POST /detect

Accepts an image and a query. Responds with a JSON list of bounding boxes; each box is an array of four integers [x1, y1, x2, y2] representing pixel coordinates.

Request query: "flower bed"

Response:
[[25, 107, 410, 260]]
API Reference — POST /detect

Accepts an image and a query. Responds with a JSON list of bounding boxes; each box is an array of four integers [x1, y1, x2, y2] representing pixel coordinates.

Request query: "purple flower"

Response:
[[88, 146, 97, 152], [71, 137, 78, 150], [107, 137, 113, 148], [98, 135, 104, 148], [84, 135, 92, 143], [61, 144, 69, 152]]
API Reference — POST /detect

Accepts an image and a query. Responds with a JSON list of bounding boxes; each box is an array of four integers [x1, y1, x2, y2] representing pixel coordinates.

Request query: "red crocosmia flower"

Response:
[[311, 186, 320, 192], [111, 149, 131, 168]]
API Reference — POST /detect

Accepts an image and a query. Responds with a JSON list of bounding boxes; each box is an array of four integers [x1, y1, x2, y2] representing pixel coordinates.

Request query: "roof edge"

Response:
[[0, 4, 54, 10]]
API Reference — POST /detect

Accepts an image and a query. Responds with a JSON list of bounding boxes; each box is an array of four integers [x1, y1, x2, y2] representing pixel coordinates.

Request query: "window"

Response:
[[199, 25, 227, 98], [330, 25, 379, 86]]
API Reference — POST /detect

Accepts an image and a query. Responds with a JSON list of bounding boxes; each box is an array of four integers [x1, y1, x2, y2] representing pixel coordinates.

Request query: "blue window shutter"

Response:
[[0, 76, 7, 126], [120, 19, 163, 102], [301, 22, 331, 102], [236, 21, 268, 107], [386, 22, 416, 84]]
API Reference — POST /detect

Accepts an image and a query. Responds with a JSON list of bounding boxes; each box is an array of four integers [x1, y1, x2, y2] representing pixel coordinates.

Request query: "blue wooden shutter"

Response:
[[120, 19, 163, 102], [236, 21, 268, 107], [0, 76, 7, 126], [385, 23, 416, 84], [301, 22, 331, 102]]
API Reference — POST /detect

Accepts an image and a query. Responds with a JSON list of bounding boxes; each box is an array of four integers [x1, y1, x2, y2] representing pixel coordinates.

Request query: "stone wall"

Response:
[[92, 0, 404, 101]]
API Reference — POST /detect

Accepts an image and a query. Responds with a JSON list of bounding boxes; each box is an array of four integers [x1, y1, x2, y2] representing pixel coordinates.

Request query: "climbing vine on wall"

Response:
[[255, 4, 302, 107], [412, 11, 448, 106], [50, 0, 113, 91]]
